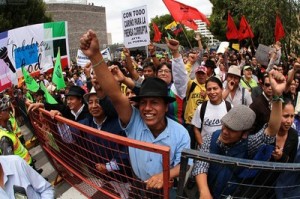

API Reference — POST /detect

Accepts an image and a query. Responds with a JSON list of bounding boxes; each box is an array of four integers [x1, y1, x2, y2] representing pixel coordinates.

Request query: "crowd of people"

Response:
[[0, 29, 300, 198]]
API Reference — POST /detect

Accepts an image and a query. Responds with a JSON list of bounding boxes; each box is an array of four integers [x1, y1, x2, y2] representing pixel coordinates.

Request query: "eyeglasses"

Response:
[[158, 69, 171, 74], [264, 83, 271, 87]]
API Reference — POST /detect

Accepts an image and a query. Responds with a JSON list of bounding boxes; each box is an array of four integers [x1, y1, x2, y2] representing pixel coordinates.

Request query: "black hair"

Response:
[[156, 62, 172, 73], [205, 76, 223, 89], [143, 62, 156, 72], [282, 98, 294, 109], [261, 72, 269, 85], [205, 60, 216, 69]]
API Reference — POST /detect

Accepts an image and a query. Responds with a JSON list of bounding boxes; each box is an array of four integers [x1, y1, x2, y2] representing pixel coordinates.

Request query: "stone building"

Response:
[[45, 2, 107, 60]]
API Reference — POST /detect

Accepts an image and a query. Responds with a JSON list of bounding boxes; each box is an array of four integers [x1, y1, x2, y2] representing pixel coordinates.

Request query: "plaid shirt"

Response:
[[192, 125, 275, 176]]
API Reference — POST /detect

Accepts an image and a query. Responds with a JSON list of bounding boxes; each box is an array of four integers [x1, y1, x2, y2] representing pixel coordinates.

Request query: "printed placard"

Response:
[[122, 5, 150, 48]]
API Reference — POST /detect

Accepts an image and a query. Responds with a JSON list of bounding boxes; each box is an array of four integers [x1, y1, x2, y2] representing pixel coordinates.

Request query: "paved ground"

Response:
[[21, 124, 88, 199]]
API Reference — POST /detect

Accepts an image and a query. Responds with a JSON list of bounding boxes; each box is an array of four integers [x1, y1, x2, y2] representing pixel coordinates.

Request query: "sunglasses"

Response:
[[264, 83, 271, 87]]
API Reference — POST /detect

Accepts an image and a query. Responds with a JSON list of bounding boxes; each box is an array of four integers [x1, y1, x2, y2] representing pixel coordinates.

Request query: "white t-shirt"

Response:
[[191, 100, 231, 138]]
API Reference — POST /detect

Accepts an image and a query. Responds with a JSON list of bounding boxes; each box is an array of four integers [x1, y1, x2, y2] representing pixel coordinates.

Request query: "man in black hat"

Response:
[[80, 30, 190, 192], [28, 85, 90, 122]]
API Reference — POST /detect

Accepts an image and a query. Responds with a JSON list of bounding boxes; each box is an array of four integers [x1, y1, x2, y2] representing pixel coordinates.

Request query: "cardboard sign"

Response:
[[255, 44, 271, 66], [122, 5, 150, 48]]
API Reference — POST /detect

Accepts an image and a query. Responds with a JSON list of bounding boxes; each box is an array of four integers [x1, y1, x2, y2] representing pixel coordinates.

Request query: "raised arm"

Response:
[[123, 48, 140, 81], [264, 69, 286, 136], [148, 43, 160, 67], [165, 37, 188, 99], [80, 30, 132, 126]]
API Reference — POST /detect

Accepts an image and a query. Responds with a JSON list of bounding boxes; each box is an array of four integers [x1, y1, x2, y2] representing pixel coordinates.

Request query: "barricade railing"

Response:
[[177, 148, 300, 199], [29, 108, 170, 199]]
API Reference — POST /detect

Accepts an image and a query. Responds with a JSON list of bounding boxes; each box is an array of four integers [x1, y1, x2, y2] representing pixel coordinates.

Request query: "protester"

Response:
[[184, 65, 208, 148], [80, 87, 132, 183], [79, 30, 190, 197], [0, 96, 42, 173], [222, 65, 252, 106], [240, 65, 258, 92], [192, 69, 286, 198], [155, 38, 188, 124], [249, 74, 273, 134], [191, 76, 232, 147], [0, 155, 54, 199]]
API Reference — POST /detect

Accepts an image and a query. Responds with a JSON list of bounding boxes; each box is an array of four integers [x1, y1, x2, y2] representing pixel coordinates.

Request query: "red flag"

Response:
[[152, 22, 162, 42], [226, 13, 239, 40], [163, 0, 210, 30], [275, 15, 285, 42], [238, 16, 254, 40]]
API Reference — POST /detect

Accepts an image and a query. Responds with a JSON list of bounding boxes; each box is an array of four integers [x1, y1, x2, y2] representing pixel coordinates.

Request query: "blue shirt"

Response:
[[0, 155, 54, 199], [122, 107, 191, 181]]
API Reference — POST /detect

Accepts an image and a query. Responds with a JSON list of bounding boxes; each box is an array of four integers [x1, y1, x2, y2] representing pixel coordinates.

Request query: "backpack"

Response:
[[199, 100, 231, 130]]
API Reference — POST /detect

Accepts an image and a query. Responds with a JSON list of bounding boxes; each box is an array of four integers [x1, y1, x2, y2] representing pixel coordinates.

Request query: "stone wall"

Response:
[[46, 3, 107, 60]]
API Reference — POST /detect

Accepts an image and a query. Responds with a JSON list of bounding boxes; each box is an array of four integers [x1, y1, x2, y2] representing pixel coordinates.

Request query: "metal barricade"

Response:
[[177, 149, 300, 199], [29, 108, 171, 199]]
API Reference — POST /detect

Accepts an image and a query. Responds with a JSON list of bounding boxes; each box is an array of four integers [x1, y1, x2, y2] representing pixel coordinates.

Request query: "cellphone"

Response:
[[14, 185, 28, 199]]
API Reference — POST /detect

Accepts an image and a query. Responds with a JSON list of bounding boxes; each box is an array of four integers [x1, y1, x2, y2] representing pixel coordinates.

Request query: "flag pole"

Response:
[[179, 24, 193, 49]]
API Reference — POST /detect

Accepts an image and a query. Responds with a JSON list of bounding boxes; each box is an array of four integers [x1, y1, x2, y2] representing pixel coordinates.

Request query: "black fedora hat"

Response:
[[131, 77, 175, 103], [65, 86, 86, 97]]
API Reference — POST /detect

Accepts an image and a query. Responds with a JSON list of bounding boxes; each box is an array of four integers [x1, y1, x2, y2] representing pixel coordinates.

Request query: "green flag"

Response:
[[39, 82, 58, 104], [167, 32, 173, 39], [166, 32, 173, 58], [21, 67, 39, 92], [52, 48, 66, 90]]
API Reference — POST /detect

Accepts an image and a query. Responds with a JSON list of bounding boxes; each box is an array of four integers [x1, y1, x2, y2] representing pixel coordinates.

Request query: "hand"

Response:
[[227, 80, 235, 91], [91, 75, 100, 90], [95, 163, 108, 174], [195, 33, 201, 41], [200, 190, 213, 199], [49, 110, 62, 119], [123, 48, 130, 57], [269, 69, 286, 96], [165, 37, 179, 53], [200, 90, 206, 98], [294, 62, 300, 70], [83, 62, 92, 77], [109, 65, 126, 83], [272, 146, 283, 160], [80, 29, 101, 59], [27, 103, 42, 112], [148, 43, 156, 55], [145, 173, 164, 190]]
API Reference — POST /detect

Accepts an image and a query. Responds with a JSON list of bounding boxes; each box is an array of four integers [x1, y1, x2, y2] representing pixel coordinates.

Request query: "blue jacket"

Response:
[[208, 130, 248, 198]]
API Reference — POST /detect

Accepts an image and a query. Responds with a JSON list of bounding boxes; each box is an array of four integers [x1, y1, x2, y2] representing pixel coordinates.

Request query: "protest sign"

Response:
[[256, 44, 271, 66], [217, 42, 229, 54], [122, 5, 150, 48], [77, 48, 112, 67], [0, 21, 70, 92]]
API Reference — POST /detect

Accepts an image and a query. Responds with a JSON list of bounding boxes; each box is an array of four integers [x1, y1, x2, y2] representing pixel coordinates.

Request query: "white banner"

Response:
[[0, 21, 70, 92], [122, 5, 150, 48], [77, 48, 112, 67]]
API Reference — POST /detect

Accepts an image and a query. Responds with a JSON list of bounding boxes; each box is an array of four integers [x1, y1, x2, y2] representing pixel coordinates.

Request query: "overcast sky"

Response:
[[87, 0, 213, 44]]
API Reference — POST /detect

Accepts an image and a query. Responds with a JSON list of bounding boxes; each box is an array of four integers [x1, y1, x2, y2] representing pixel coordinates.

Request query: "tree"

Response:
[[208, 0, 300, 54], [0, 0, 52, 32], [149, 14, 208, 49]]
